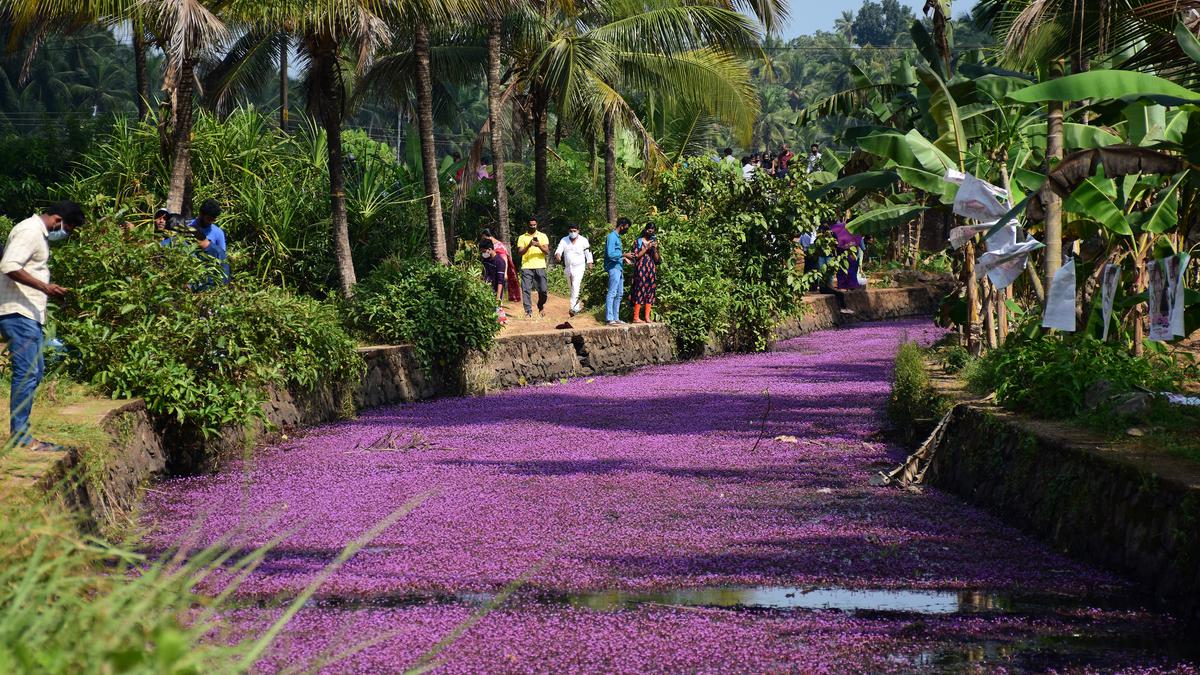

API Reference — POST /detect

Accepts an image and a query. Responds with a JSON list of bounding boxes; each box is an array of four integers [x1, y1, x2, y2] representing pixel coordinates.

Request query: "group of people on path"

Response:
[[478, 216, 660, 327]]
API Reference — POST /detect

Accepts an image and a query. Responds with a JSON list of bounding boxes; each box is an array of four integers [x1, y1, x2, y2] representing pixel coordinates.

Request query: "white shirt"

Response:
[[555, 235, 593, 268], [0, 215, 51, 324], [742, 163, 755, 180]]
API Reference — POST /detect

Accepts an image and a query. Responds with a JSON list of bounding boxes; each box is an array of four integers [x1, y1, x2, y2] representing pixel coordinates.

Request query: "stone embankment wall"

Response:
[[62, 286, 934, 529], [924, 403, 1200, 620]]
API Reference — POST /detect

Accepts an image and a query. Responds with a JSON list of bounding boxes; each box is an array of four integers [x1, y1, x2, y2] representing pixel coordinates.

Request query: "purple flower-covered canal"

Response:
[[144, 319, 1198, 673]]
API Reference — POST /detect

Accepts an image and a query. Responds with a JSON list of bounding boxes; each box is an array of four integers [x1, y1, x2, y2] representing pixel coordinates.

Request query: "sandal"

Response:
[[25, 439, 65, 453]]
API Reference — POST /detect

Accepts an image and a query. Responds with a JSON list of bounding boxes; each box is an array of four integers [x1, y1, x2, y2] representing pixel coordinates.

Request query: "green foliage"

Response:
[[350, 258, 500, 372], [888, 342, 949, 430], [62, 109, 427, 295], [970, 333, 1189, 419], [0, 119, 103, 216], [50, 222, 363, 437], [506, 147, 648, 239], [594, 162, 839, 355]]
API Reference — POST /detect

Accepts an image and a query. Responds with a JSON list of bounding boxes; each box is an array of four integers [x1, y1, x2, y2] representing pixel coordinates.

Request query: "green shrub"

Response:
[[49, 221, 363, 437], [350, 257, 500, 372], [971, 333, 1188, 418], [889, 342, 949, 432], [584, 163, 839, 355]]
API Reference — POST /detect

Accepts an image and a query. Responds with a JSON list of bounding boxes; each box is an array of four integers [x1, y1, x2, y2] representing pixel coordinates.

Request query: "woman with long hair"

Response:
[[630, 224, 661, 323]]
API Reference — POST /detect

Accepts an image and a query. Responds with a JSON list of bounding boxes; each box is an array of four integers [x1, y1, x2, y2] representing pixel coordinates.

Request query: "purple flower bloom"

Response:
[[143, 319, 1197, 672]]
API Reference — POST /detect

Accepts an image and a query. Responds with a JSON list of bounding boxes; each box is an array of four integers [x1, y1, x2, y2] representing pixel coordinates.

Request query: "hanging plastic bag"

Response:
[[1042, 257, 1076, 331], [975, 239, 1042, 291], [953, 174, 1010, 222], [1100, 264, 1120, 341], [948, 220, 1021, 251]]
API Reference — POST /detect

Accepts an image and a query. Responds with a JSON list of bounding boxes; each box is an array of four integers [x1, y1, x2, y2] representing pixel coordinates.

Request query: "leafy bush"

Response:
[[585, 163, 839, 355], [970, 333, 1188, 418], [350, 257, 500, 372], [889, 342, 950, 436], [49, 221, 363, 436]]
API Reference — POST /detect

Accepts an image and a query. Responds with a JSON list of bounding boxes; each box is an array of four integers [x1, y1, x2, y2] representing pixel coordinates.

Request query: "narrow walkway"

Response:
[[145, 319, 1196, 672]]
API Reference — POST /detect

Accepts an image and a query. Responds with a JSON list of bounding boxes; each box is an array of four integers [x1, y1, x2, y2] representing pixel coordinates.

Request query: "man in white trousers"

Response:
[[555, 224, 594, 316]]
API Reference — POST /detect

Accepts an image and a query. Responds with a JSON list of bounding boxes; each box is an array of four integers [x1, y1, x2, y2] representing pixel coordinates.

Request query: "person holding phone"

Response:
[[0, 200, 85, 451]]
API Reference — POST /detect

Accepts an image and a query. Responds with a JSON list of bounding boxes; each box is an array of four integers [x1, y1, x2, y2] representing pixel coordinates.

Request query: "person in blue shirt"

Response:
[[604, 217, 633, 325], [189, 198, 230, 286]]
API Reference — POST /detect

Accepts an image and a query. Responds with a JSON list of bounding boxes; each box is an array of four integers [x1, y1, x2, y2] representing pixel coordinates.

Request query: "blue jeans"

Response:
[[0, 313, 45, 445], [605, 266, 624, 322]]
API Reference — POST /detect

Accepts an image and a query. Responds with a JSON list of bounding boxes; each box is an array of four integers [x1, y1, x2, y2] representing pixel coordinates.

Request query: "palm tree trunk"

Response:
[[132, 14, 148, 122], [1044, 60, 1065, 292], [316, 43, 357, 298], [279, 34, 289, 131], [487, 17, 511, 244], [532, 88, 549, 225], [416, 21, 449, 264], [603, 110, 617, 226], [165, 57, 197, 213]]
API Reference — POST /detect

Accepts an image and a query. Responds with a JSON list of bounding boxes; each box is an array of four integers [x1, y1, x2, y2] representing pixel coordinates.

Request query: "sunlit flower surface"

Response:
[[144, 319, 1197, 672]]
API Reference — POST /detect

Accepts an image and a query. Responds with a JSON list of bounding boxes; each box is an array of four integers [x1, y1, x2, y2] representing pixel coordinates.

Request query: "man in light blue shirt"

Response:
[[605, 217, 632, 325]]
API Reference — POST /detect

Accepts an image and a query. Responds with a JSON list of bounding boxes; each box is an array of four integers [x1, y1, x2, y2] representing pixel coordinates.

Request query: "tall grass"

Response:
[[0, 485, 431, 674]]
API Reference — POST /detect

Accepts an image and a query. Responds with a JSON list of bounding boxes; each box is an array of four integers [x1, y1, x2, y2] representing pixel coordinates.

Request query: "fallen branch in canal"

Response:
[[749, 388, 773, 453]]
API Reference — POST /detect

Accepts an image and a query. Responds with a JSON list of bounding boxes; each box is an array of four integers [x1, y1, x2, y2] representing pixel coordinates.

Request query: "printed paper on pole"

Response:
[[1100, 264, 1120, 341], [953, 174, 1010, 222], [1168, 253, 1190, 337], [1041, 257, 1077, 331], [975, 239, 1043, 291], [1147, 259, 1172, 342]]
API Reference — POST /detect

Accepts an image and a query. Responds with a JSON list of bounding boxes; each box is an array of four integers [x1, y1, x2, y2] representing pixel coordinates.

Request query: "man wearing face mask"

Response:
[[516, 217, 550, 319], [554, 224, 593, 317], [0, 200, 85, 451]]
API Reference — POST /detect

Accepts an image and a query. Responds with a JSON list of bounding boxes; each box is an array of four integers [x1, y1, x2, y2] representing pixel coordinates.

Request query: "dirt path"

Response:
[[497, 291, 605, 336], [144, 319, 1197, 673]]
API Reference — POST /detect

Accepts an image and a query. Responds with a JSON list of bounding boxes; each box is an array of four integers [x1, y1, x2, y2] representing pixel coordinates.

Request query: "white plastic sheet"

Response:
[[1041, 257, 1076, 331], [953, 174, 1010, 222], [948, 220, 1020, 251], [1100, 264, 1120, 341], [975, 239, 1043, 291]]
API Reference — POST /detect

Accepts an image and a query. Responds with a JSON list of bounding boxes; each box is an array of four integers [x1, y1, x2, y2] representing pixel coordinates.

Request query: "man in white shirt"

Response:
[[554, 223, 594, 316], [806, 143, 823, 174], [0, 201, 84, 451]]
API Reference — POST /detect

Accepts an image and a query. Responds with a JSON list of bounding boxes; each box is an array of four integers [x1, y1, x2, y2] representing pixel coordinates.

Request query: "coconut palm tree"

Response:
[[3, 0, 225, 212], [510, 0, 761, 224], [220, 0, 402, 295]]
